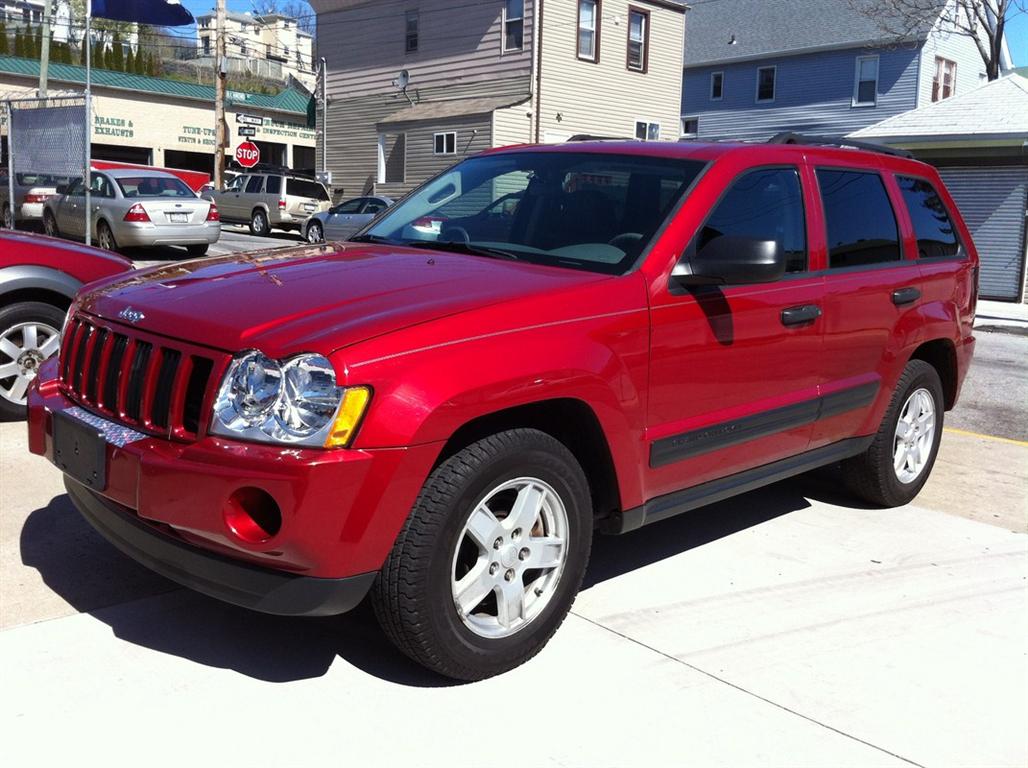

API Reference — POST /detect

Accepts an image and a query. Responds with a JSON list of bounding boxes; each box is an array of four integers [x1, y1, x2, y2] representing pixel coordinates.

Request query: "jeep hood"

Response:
[[78, 242, 607, 358]]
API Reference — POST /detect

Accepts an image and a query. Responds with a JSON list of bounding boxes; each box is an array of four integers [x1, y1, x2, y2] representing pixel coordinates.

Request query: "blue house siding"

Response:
[[682, 46, 922, 141]]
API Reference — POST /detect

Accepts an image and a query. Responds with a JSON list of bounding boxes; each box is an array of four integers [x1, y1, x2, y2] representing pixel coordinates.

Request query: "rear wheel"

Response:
[[372, 429, 592, 681], [0, 302, 64, 421], [96, 221, 118, 251], [841, 359, 944, 507], [249, 209, 270, 237], [43, 210, 59, 238], [186, 244, 209, 257], [306, 221, 324, 243]]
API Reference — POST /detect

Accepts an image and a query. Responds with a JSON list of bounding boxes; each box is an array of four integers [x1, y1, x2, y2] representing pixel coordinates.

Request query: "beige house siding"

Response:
[[493, 101, 535, 147], [312, 0, 535, 99], [535, 0, 685, 142]]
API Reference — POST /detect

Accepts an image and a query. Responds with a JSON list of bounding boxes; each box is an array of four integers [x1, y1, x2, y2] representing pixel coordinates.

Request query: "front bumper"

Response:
[[66, 477, 376, 616], [28, 359, 443, 582]]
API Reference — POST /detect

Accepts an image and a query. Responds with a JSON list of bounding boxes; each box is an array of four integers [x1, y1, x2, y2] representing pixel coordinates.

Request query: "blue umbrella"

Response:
[[92, 0, 195, 26]]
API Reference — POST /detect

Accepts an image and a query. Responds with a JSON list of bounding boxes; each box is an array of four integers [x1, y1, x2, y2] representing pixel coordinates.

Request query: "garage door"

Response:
[[939, 167, 1028, 301]]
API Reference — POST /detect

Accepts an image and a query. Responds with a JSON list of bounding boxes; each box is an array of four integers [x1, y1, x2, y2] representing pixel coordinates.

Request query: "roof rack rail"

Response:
[[768, 132, 914, 159], [226, 162, 318, 179], [565, 134, 635, 142]]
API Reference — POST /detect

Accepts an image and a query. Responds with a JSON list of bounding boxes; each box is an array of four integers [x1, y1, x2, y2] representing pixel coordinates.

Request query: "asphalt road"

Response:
[[126, 223, 303, 266], [946, 329, 1028, 442]]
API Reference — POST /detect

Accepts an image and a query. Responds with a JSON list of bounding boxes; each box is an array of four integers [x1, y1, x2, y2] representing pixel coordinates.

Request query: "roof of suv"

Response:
[[483, 140, 935, 175]]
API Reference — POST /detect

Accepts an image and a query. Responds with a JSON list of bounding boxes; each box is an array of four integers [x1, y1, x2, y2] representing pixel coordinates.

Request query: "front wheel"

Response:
[[841, 359, 944, 507], [0, 302, 65, 420], [372, 429, 592, 680], [43, 211, 59, 238], [2, 205, 13, 229], [306, 221, 324, 243]]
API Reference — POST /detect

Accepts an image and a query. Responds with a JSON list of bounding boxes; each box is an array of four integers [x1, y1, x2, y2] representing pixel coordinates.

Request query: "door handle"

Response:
[[892, 287, 921, 306], [781, 304, 822, 326]]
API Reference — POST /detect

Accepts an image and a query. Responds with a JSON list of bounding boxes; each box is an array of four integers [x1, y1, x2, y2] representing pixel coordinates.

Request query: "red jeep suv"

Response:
[[27, 139, 976, 680]]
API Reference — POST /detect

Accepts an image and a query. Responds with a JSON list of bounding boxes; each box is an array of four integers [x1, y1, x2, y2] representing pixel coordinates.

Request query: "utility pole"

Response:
[[213, 0, 227, 189], [38, 0, 54, 97]]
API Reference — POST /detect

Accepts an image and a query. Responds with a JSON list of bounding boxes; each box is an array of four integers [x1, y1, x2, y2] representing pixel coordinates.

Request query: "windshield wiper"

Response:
[[403, 239, 520, 261]]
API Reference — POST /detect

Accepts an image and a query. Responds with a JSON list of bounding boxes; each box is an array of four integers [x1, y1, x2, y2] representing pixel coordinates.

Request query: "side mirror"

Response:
[[56, 184, 68, 195], [673, 236, 786, 286]]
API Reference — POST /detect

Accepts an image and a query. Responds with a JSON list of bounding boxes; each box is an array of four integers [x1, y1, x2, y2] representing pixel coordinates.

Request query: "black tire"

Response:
[[0, 301, 66, 421], [96, 221, 118, 252], [306, 221, 323, 243], [186, 244, 209, 257], [371, 428, 593, 681], [841, 359, 945, 507], [249, 208, 270, 237], [2, 205, 13, 229], [43, 210, 59, 238]]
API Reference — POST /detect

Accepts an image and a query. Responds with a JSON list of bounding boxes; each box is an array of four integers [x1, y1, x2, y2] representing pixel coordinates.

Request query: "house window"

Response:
[[378, 134, 407, 184], [406, 10, 419, 53], [634, 120, 660, 141], [504, 0, 524, 52], [756, 65, 776, 102], [203, 37, 211, 55], [433, 131, 457, 155], [680, 116, 698, 138], [577, 0, 599, 62], [853, 55, 878, 106], [933, 57, 956, 101], [627, 7, 649, 72], [710, 71, 723, 100]]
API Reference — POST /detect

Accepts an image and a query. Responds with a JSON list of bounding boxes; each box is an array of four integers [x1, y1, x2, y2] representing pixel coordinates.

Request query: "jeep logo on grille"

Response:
[[118, 306, 145, 324]]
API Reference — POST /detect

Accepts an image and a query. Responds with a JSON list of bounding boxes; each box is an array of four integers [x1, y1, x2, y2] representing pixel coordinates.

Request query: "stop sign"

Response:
[[235, 141, 260, 168]]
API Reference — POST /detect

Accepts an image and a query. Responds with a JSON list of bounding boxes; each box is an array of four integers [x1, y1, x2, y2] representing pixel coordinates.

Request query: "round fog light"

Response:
[[224, 487, 282, 543]]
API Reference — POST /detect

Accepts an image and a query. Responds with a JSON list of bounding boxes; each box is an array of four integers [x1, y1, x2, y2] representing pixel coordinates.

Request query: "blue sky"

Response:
[[177, 0, 1026, 65]]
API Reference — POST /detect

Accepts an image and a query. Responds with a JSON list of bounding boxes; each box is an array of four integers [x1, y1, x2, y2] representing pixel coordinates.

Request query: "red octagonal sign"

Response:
[[235, 141, 261, 168]]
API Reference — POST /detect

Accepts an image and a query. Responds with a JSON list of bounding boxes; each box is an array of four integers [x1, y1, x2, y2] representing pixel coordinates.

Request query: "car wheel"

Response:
[[841, 359, 944, 507], [249, 209, 270, 237], [372, 428, 592, 681], [96, 221, 118, 252], [2, 205, 13, 229], [0, 302, 65, 421], [43, 211, 59, 238], [306, 221, 323, 243], [186, 244, 209, 257]]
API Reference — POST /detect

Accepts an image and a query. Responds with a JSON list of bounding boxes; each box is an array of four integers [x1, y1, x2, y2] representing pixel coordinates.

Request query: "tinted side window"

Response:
[[265, 175, 282, 195], [697, 167, 807, 273], [334, 199, 364, 214], [245, 176, 264, 194], [897, 176, 960, 259], [363, 199, 387, 214], [817, 169, 900, 268]]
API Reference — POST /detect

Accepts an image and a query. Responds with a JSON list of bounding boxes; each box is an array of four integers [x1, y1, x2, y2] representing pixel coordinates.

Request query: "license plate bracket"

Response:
[[168, 212, 189, 223], [53, 410, 108, 491], [303, 203, 316, 212]]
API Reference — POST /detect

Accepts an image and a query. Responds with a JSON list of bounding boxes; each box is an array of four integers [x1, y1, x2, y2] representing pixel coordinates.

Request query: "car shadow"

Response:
[[19, 470, 855, 688]]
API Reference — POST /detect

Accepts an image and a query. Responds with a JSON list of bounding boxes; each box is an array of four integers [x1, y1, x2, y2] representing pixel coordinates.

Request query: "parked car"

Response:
[[28, 138, 977, 681], [43, 169, 221, 256], [0, 231, 130, 419], [304, 196, 394, 242], [203, 167, 331, 236], [0, 171, 71, 229]]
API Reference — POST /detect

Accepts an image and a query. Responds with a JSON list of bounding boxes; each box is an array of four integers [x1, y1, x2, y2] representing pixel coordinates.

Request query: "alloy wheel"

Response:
[[0, 321, 61, 406], [307, 223, 323, 243], [450, 477, 569, 639], [893, 387, 936, 484]]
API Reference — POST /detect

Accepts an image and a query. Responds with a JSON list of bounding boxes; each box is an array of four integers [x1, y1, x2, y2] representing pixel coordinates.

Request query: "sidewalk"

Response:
[[976, 299, 1028, 331]]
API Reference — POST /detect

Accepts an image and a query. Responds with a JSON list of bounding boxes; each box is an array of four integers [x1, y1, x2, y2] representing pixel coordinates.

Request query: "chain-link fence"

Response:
[[2, 94, 89, 241]]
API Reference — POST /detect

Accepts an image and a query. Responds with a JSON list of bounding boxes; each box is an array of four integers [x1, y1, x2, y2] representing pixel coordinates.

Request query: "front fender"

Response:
[[0, 264, 81, 303]]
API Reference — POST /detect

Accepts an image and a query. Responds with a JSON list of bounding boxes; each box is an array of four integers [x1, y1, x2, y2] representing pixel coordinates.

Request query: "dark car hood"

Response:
[[79, 242, 607, 358]]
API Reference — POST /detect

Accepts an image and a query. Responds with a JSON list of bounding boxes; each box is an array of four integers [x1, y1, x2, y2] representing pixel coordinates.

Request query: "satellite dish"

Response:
[[394, 69, 410, 90]]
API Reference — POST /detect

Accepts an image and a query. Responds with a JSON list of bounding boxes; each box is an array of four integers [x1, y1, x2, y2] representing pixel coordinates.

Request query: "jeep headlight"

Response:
[[211, 350, 370, 448]]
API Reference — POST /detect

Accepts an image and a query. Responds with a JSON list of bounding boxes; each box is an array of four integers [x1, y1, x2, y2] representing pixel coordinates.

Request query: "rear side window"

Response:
[[287, 178, 330, 201], [697, 167, 807, 272], [245, 176, 264, 194], [896, 176, 960, 259], [266, 176, 282, 195], [817, 169, 900, 268], [363, 199, 388, 214]]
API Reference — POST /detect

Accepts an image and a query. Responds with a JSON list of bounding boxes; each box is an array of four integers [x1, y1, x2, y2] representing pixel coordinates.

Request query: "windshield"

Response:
[[117, 176, 196, 198], [363, 151, 705, 274]]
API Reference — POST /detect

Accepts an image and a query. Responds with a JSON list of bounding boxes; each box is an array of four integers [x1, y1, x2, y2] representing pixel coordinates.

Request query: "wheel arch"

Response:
[[908, 337, 958, 410], [0, 266, 79, 310], [433, 398, 623, 527]]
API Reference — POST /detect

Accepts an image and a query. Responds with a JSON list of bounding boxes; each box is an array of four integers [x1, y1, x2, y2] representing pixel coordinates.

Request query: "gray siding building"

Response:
[[310, 0, 686, 200], [680, 0, 996, 141]]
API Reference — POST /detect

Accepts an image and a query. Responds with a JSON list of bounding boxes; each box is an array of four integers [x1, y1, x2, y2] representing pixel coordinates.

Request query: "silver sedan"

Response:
[[304, 196, 394, 243], [43, 169, 221, 256]]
